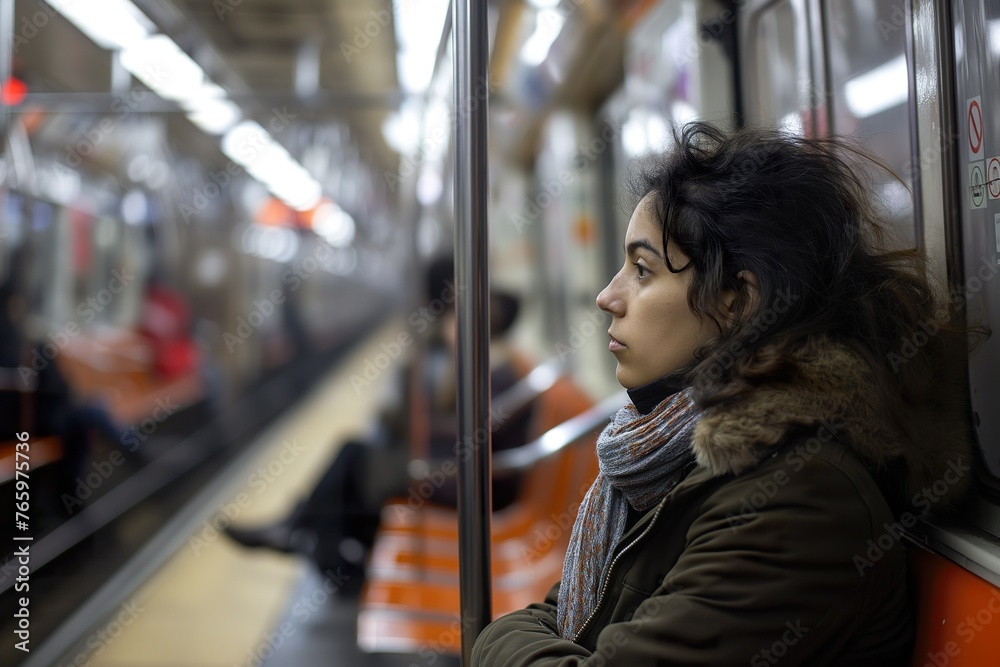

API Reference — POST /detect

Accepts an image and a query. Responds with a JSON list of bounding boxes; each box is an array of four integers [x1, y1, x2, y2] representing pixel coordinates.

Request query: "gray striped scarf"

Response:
[[558, 387, 701, 640]]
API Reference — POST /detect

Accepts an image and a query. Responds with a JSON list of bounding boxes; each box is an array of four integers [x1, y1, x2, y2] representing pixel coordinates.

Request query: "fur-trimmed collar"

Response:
[[690, 336, 974, 508]]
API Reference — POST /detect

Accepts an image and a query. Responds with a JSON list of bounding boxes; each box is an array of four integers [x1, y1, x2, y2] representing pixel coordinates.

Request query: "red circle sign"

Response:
[[969, 99, 984, 155], [989, 157, 1000, 199]]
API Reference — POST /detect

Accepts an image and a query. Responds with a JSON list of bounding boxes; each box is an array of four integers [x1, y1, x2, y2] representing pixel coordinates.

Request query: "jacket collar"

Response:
[[627, 374, 686, 415], [689, 336, 974, 507]]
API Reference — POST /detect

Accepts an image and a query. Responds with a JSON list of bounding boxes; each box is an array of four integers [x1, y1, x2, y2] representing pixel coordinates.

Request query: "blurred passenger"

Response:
[[225, 258, 534, 592], [472, 123, 984, 666], [0, 281, 124, 520], [138, 276, 198, 380]]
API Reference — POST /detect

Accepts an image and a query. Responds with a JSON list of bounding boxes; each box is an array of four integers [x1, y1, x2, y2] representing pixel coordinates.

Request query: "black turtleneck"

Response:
[[626, 373, 687, 414]]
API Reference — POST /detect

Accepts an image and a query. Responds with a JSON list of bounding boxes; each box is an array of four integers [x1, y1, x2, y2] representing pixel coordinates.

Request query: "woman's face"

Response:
[[596, 195, 719, 389]]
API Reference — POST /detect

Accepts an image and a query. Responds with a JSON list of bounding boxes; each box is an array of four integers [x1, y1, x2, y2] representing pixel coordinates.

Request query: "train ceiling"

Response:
[[9, 0, 634, 206]]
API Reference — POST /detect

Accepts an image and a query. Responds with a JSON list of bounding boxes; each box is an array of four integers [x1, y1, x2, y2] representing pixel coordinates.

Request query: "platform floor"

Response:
[[71, 322, 427, 667]]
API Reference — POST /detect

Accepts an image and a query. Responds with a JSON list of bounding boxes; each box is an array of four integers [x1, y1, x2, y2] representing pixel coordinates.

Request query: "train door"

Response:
[[952, 2, 1000, 492], [741, 0, 816, 134]]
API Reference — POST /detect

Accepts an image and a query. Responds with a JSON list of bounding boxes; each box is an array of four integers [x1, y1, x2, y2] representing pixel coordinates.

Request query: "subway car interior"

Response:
[[1, 0, 999, 665]]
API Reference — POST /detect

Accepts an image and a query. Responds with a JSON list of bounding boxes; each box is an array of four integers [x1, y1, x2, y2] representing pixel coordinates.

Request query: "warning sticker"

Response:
[[989, 156, 1000, 199], [970, 161, 987, 209], [968, 96, 984, 160]]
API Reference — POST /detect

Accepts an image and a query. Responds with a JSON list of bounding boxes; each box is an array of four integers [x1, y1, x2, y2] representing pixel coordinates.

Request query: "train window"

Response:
[[822, 0, 917, 249], [744, 0, 812, 134]]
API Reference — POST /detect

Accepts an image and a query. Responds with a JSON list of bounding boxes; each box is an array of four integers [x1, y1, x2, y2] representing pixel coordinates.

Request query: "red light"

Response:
[[1, 77, 27, 106]]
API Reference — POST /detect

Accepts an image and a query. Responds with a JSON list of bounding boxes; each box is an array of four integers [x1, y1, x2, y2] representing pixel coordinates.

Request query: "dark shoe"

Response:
[[225, 518, 297, 553]]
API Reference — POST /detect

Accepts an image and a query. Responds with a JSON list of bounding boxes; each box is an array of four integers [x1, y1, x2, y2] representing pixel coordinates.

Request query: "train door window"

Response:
[[953, 1, 1000, 486], [822, 0, 917, 249], [742, 0, 813, 134]]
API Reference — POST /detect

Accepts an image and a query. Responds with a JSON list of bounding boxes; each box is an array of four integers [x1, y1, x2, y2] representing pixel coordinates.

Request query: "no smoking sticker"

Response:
[[989, 156, 1000, 199], [968, 96, 984, 160], [970, 161, 987, 209]]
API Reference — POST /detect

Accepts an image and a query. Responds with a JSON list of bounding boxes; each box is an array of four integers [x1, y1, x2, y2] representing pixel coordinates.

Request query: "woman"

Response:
[[472, 123, 981, 665]]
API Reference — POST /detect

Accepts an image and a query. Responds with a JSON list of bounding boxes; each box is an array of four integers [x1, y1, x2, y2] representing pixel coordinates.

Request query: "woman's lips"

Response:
[[608, 334, 626, 352]]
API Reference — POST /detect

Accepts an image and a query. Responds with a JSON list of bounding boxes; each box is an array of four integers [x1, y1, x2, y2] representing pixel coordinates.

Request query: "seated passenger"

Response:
[[225, 258, 534, 591], [471, 123, 982, 666]]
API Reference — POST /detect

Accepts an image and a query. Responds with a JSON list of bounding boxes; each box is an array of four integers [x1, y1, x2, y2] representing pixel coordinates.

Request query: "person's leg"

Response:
[[225, 439, 378, 557]]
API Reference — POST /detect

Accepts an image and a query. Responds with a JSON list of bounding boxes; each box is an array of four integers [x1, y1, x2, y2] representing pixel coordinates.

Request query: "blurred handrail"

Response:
[[409, 390, 626, 479]]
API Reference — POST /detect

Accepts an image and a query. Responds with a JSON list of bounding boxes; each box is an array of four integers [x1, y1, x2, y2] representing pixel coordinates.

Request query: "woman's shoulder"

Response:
[[689, 336, 973, 512]]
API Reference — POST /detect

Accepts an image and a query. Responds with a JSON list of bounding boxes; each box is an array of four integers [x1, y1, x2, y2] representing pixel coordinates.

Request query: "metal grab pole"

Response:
[[453, 0, 492, 664]]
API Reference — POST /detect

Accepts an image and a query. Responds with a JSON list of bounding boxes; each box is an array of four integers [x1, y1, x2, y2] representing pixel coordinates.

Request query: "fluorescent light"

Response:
[[520, 9, 565, 66], [622, 108, 670, 157], [48, 0, 154, 51], [417, 168, 443, 206], [314, 203, 356, 247], [223, 121, 322, 211], [393, 0, 450, 93], [121, 35, 207, 101], [186, 98, 242, 135], [779, 112, 803, 135], [381, 98, 423, 154], [844, 54, 908, 118]]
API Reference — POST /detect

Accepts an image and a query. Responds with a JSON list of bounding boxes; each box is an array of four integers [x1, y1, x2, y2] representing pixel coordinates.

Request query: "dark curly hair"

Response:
[[630, 122, 987, 436]]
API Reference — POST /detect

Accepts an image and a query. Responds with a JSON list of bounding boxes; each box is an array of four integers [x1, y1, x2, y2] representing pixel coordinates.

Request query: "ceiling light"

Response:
[[186, 98, 242, 135], [844, 54, 908, 118], [48, 0, 154, 51], [121, 35, 206, 101], [393, 0, 450, 93], [520, 9, 565, 66]]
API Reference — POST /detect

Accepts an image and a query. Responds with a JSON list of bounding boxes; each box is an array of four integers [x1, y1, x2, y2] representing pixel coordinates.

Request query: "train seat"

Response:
[[0, 436, 63, 484], [356, 371, 615, 656], [909, 546, 1000, 667], [57, 328, 203, 427]]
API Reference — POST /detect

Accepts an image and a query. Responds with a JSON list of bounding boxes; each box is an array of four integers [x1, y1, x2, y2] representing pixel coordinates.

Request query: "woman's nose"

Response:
[[596, 274, 623, 316]]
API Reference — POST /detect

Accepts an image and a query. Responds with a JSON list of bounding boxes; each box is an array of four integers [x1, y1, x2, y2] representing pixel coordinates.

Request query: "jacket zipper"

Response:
[[571, 499, 668, 644]]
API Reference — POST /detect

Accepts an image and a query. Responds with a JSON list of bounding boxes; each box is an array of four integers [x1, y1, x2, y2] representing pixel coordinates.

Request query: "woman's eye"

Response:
[[633, 262, 648, 279]]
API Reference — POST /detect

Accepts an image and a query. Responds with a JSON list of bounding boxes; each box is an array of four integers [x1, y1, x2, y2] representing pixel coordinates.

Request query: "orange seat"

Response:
[[0, 436, 63, 483], [357, 370, 600, 655], [910, 546, 1000, 666], [58, 330, 202, 426]]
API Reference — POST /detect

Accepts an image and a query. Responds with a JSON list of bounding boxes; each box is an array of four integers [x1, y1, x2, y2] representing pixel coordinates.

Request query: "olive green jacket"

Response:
[[472, 338, 973, 666]]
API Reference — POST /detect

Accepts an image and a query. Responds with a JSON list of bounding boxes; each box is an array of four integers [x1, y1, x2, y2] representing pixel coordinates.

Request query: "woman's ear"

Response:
[[724, 270, 760, 326]]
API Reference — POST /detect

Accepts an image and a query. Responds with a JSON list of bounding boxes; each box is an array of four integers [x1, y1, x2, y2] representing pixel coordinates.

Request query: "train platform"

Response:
[[22, 322, 425, 667]]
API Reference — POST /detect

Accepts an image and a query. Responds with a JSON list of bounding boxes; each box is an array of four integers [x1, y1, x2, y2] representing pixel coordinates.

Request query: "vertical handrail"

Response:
[[453, 0, 492, 665], [0, 0, 13, 138]]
